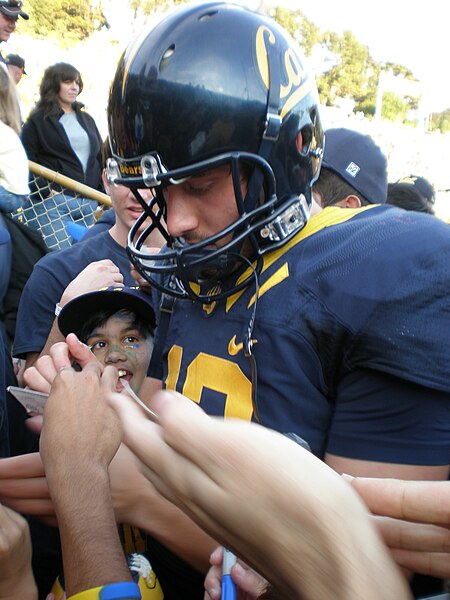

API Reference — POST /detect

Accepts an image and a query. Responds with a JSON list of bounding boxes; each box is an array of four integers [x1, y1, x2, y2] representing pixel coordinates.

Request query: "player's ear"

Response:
[[295, 132, 303, 153], [335, 195, 362, 209]]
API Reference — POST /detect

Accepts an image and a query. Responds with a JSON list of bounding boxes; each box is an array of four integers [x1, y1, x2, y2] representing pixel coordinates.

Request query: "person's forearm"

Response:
[[120, 486, 216, 573], [49, 467, 131, 597], [263, 487, 412, 600]]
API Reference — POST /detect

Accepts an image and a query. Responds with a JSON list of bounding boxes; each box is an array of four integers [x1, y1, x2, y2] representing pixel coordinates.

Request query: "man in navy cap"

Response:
[[387, 174, 436, 215], [0, 1, 28, 64], [5, 52, 26, 83], [313, 127, 388, 208]]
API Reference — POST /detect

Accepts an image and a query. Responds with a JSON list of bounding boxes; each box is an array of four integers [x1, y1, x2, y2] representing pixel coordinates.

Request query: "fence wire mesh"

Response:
[[11, 161, 112, 251]]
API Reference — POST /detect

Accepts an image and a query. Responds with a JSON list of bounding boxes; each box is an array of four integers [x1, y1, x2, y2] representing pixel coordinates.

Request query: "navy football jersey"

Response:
[[152, 205, 450, 463]]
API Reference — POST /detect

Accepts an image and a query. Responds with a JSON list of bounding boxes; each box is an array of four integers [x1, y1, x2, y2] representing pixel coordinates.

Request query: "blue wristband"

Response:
[[99, 582, 141, 599]]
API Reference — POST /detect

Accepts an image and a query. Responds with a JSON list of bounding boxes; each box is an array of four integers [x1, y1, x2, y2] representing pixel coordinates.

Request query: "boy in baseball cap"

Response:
[[54, 285, 163, 600], [58, 285, 156, 394]]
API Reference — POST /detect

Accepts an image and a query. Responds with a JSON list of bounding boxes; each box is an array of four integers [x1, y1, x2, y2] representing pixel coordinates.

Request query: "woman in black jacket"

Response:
[[21, 62, 103, 249]]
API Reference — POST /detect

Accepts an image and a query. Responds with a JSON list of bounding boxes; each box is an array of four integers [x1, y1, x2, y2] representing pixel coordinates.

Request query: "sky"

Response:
[[104, 0, 449, 113], [281, 0, 450, 112]]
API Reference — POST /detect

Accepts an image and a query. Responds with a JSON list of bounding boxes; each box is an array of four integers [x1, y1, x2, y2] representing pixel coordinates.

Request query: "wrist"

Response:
[[68, 582, 141, 600], [0, 576, 38, 600]]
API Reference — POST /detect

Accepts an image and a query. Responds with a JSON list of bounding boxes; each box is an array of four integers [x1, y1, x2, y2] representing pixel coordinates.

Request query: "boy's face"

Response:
[[86, 313, 152, 393]]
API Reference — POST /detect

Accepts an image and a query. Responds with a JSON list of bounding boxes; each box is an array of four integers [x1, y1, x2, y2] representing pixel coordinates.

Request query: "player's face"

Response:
[[0, 12, 17, 42], [86, 313, 152, 394], [162, 165, 247, 248]]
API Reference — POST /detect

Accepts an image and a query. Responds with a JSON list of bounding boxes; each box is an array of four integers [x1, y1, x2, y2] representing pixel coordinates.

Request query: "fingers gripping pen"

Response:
[[222, 547, 237, 600]]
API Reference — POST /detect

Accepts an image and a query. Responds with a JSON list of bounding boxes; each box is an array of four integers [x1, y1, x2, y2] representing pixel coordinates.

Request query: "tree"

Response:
[[128, 0, 188, 21], [430, 108, 450, 134], [271, 7, 320, 55], [317, 30, 371, 106], [381, 92, 410, 123], [22, 0, 106, 43]]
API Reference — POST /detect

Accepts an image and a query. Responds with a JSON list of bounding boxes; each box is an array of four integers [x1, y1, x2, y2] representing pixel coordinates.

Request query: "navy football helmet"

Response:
[[107, 2, 323, 302]]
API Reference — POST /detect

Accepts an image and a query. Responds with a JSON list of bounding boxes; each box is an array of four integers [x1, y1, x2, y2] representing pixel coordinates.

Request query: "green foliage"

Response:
[[381, 92, 410, 122], [19, 1, 448, 130], [23, 0, 106, 43], [128, 0, 188, 19], [430, 108, 450, 133], [317, 30, 371, 106], [271, 8, 320, 55], [384, 62, 415, 79]]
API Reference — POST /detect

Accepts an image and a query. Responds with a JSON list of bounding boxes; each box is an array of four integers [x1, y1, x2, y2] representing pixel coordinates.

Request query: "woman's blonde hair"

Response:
[[0, 66, 21, 135]]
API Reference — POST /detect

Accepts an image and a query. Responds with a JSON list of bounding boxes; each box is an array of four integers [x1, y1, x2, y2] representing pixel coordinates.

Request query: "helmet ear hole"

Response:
[[297, 126, 313, 157], [199, 10, 218, 22], [160, 45, 175, 72]]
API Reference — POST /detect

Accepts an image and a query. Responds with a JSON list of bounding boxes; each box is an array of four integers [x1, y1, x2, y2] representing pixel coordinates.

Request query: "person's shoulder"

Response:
[[22, 109, 41, 124], [37, 231, 111, 267], [297, 205, 450, 256]]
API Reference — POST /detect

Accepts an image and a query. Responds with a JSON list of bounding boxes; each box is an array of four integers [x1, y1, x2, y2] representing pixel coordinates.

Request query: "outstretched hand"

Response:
[[107, 390, 409, 600], [40, 361, 122, 485], [0, 504, 38, 599], [23, 333, 100, 393], [347, 475, 450, 579]]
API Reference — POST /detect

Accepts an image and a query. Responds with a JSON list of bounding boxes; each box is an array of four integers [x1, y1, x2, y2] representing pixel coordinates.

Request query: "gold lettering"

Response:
[[165, 345, 254, 420], [256, 25, 276, 90], [118, 164, 142, 175], [280, 48, 304, 98], [255, 25, 310, 119]]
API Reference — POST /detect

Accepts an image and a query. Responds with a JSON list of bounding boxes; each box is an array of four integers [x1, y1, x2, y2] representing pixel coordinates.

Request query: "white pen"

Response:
[[119, 378, 159, 422]]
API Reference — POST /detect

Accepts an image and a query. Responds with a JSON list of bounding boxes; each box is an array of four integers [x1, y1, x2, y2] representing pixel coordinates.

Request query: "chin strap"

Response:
[[243, 27, 282, 215], [148, 290, 175, 380]]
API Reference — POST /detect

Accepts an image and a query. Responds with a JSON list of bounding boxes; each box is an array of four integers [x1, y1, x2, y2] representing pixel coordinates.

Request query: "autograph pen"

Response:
[[222, 547, 237, 600]]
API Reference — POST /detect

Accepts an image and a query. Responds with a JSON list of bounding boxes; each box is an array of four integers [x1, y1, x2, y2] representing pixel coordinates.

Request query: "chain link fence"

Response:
[[11, 161, 112, 251]]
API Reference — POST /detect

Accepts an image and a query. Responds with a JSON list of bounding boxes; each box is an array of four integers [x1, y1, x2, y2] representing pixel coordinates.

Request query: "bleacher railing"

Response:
[[12, 161, 112, 251]]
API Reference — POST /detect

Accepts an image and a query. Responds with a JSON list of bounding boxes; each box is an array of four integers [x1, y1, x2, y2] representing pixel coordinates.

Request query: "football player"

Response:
[[1, 3, 450, 599]]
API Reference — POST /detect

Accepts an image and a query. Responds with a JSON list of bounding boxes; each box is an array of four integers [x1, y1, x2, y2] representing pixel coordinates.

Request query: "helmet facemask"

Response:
[[110, 151, 281, 303]]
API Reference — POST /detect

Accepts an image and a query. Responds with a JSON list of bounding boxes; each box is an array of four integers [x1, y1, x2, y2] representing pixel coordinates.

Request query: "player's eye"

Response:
[[184, 182, 213, 196]]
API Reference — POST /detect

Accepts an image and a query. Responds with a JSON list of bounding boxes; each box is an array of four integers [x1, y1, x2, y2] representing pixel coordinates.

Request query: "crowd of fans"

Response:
[[0, 2, 449, 600]]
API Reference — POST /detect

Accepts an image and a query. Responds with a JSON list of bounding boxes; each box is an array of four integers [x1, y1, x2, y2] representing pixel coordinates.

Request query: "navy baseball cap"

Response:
[[58, 286, 155, 339], [0, 0, 29, 20], [322, 128, 388, 203], [395, 175, 435, 204], [5, 53, 26, 73]]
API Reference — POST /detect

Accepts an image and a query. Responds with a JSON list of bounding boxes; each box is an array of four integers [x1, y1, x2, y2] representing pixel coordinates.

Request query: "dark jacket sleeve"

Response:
[[21, 116, 42, 164]]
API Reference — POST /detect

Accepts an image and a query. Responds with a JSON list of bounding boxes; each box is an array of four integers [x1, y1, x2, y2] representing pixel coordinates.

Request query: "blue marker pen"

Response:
[[221, 547, 237, 600]]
